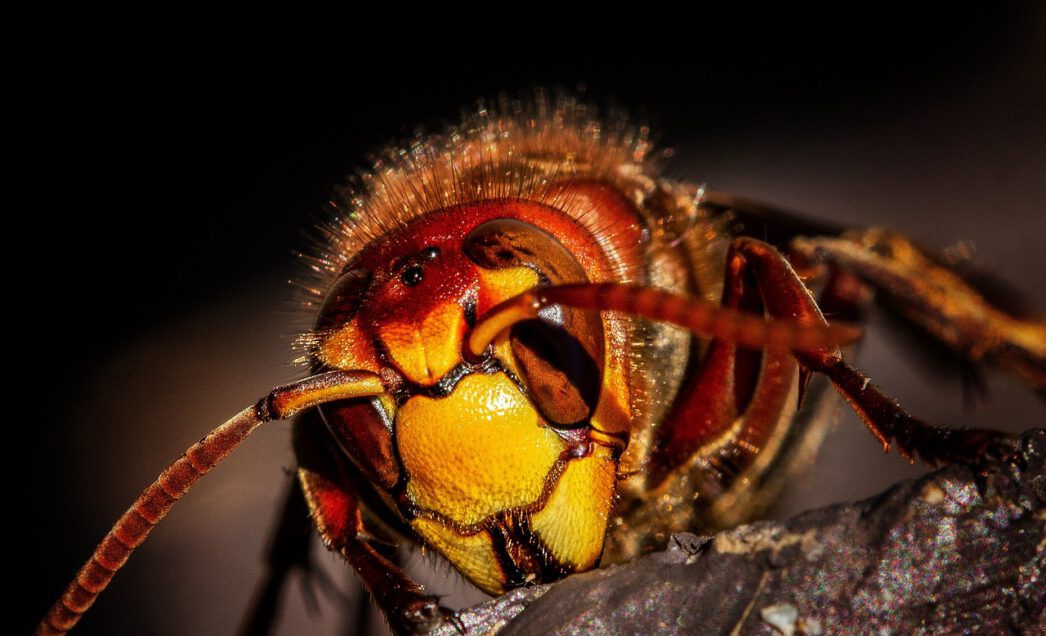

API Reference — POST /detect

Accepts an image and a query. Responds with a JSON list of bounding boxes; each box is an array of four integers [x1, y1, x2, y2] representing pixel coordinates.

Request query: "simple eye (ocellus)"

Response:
[[401, 265, 424, 286], [399, 246, 439, 286]]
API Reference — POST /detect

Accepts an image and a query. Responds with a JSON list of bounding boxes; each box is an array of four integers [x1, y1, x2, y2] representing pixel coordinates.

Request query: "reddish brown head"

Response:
[[309, 197, 638, 593]]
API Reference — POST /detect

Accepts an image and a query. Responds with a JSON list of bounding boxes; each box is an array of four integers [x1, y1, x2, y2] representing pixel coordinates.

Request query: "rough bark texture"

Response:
[[436, 429, 1046, 635]]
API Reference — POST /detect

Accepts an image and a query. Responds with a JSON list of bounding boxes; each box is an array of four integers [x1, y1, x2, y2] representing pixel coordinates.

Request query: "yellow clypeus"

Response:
[[397, 372, 564, 526]]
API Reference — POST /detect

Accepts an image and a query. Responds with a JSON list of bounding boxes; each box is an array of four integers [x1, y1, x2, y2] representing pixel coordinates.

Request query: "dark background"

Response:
[[23, 8, 1045, 634]]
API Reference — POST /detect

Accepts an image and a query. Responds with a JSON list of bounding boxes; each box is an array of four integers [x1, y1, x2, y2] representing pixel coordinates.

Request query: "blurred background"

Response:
[[20, 6, 1045, 634]]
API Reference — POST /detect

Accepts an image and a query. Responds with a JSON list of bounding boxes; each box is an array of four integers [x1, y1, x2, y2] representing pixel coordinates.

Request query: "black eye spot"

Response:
[[401, 265, 424, 287], [421, 246, 440, 260]]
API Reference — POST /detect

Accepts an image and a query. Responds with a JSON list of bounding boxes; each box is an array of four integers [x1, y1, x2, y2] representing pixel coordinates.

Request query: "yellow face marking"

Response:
[[530, 444, 616, 570], [379, 303, 467, 385], [395, 262, 624, 590], [477, 266, 541, 309], [411, 518, 506, 594], [397, 373, 564, 526], [317, 320, 381, 372], [476, 266, 538, 380]]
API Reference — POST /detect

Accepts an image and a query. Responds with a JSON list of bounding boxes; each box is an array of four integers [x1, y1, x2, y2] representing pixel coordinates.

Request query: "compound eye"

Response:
[[464, 219, 604, 426], [316, 268, 372, 330], [401, 265, 424, 287]]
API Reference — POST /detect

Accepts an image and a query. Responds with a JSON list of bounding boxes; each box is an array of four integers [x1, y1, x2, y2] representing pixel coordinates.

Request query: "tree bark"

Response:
[[437, 429, 1045, 635]]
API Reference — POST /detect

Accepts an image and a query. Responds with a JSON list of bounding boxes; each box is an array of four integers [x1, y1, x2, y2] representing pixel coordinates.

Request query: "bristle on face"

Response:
[[292, 91, 662, 358]]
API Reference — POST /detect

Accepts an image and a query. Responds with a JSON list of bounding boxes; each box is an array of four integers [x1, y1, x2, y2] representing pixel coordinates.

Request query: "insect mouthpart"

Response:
[[398, 369, 619, 595], [384, 355, 504, 403], [41, 92, 1039, 636]]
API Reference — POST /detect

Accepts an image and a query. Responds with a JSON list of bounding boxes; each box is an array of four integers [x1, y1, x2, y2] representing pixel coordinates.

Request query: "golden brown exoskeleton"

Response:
[[39, 95, 1045, 635]]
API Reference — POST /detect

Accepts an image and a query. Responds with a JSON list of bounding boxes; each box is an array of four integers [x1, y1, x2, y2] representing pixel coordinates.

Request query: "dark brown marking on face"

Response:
[[487, 511, 573, 588], [464, 218, 606, 426], [315, 268, 373, 330]]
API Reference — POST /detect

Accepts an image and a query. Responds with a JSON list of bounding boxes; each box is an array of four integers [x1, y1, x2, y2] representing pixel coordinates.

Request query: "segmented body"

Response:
[[42, 93, 1040, 636], [298, 96, 831, 589]]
